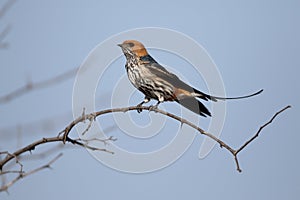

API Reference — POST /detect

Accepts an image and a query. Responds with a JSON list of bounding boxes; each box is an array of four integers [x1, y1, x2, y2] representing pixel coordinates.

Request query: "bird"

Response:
[[118, 40, 263, 117]]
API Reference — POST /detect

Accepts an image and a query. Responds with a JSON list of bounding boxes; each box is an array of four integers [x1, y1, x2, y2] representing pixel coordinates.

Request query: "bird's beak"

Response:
[[117, 43, 122, 47]]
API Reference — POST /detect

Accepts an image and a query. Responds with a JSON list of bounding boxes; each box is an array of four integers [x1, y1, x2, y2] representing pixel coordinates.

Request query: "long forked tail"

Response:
[[175, 89, 263, 117], [194, 89, 264, 102]]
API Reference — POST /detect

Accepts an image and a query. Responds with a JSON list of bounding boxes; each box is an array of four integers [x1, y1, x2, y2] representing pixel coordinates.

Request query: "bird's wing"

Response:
[[146, 62, 179, 80], [146, 62, 214, 101]]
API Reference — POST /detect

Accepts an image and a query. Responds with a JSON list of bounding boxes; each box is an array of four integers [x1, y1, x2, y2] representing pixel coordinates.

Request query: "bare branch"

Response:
[[0, 170, 24, 175], [236, 105, 291, 154], [233, 105, 291, 172], [0, 153, 62, 193], [0, 25, 10, 49], [17, 144, 65, 161], [67, 138, 114, 154], [75, 136, 117, 145], [81, 109, 96, 136], [0, 151, 23, 172], [0, 67, 78, 104], [0, 0, 17, 19], [92, 105, 291, 172], [0, 105, 291, 192], [0, 0, 17, 49], [0, 135, 114, 171]]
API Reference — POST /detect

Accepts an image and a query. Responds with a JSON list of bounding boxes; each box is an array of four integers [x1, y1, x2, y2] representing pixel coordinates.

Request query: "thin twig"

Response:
[[0, 170, 24, 175], [65, 137, 114, 154], [233, 105, 291, 172], [81, 112, 96, 135], [0, 25, 10, 49], [0, 0, 17, 49], [236, 105, 291, 154], [0, 153, 63, 192], [0, 0, 17, 19], [75, 136, 117, 145]]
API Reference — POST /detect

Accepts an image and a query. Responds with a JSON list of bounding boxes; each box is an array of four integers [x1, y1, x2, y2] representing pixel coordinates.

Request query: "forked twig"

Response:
[[0, 153, 63, 193], [0, 105, 291, 192]]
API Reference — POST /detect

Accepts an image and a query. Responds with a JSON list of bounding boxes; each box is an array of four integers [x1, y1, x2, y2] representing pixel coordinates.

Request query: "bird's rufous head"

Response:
[[118, 40, 148, 57]]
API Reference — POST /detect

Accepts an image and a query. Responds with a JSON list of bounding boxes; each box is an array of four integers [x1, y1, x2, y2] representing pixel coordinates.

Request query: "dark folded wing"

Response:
[[146, 62, 191, 88], [146, 62, 213, 101]]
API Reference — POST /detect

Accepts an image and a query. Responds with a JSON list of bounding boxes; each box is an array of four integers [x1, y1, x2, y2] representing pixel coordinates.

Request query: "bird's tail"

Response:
[[175, 97, 211, 117], [193, 89, 263, 102]]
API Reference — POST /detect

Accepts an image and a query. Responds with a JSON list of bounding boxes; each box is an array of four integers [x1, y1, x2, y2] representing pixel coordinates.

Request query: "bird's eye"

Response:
[[127, 42, 134, 47]]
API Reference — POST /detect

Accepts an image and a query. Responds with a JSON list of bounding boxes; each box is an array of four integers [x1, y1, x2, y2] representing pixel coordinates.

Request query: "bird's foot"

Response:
[[136, 104, 143, 113], [148, 104, 158, 112]]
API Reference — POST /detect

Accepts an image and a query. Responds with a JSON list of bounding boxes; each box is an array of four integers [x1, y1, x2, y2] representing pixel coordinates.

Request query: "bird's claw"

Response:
[[148, 104, 158, 112], [136, 104, 143, 113], [137, 107, 142, 113]]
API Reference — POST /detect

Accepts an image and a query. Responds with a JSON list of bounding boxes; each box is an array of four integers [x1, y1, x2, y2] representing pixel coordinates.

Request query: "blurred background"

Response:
[[0, 0, 299, 199]]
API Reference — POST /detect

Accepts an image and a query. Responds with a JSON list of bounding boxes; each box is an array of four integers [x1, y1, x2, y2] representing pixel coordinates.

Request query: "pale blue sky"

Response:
[[0, 0, 299, 199]]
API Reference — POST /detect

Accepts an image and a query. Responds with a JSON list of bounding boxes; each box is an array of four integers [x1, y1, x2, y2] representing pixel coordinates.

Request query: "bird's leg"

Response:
[[149, 101, 161, 112], [136, 97, 150, 113], [149, 96, 163, 111]]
